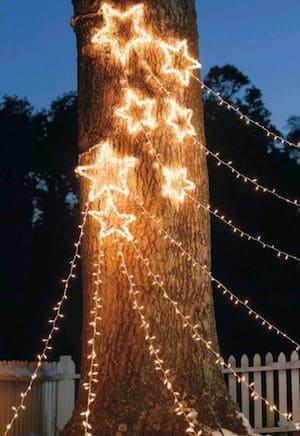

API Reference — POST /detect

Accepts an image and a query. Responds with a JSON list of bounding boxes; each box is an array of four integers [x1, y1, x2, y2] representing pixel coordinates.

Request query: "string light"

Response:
[[81, 241, 104, 436], [132, 197, 300, 352], [75, 141, 137, 202], [166, 98, 196, 142], [200, 142, 300, 210], [115, 87, 157, 134], [162, 166, 195, 205], [118, 246, 202, 436], [191, 74, 300, 151], [161, 40, 201, 86], [129, 237, 300, 429], [188, 193, 300, 264], [91, 3, 151, 66], [4, 201, 90, 435]]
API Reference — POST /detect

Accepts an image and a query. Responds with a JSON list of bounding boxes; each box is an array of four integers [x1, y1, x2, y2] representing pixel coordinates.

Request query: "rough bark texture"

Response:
[[62, 1, 248, 435]]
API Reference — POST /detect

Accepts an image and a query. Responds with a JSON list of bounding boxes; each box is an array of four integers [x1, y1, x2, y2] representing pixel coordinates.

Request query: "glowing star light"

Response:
[[75, 141, 137, 202], [166, 99, 196, 141], [89, 197, 136, 241], [161, 40, 201, 86], [115, 88, 156, 134], [162, 166, 195, 204], [91, 3, 150, 65]]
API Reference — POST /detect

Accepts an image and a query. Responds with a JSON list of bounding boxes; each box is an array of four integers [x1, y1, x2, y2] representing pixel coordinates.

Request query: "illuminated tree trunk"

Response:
[[63, 1, 247, 435]]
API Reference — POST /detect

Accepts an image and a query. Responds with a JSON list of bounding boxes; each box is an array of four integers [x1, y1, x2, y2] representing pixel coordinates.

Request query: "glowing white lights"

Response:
[[91, 3, 150, 65], [115, 88, 156, 133], [194, 77, 300, 151], [162, 166, 195, 204], [90, 197, 136, 241], [75, 141, 137, 202], [165, 98, 196, 141], [81, 245, 104, 436], [161, 40, 201, 86], [190, 194, 300, 263], [199, 142, 300, 210]]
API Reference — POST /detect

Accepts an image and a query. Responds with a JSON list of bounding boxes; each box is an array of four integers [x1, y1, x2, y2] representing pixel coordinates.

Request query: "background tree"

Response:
[[0, 94, 81, 361]]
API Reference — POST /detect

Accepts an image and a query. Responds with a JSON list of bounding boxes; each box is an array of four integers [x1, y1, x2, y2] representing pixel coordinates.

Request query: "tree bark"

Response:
[[62, 0, 247, 434]]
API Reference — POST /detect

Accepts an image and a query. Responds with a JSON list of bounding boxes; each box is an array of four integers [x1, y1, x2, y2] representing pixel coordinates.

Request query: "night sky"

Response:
[[0, 1, 299, 130]]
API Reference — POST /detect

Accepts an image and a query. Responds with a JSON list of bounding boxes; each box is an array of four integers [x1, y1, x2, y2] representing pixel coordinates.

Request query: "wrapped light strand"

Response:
[[191, 73, 300, 151], [81, 241, 104, 436], [133, 197, 300, 352], [4, 201, 90, 436], [200, 142, 300, 210], [129, 237, 300, 429], [118, 246, 202, 435], [187, 193, 300, 264]]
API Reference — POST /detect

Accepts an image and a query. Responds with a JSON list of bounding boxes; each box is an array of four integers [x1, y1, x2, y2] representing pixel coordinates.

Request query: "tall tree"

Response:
[[63, 1, 247, 434]]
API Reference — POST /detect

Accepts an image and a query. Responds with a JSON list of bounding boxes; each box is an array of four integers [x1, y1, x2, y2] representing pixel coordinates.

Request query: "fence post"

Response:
[[56, 356, 76, 433], [41, 360, 57, 436], [278, 352, 288, 427], [265, 352, 275, 428], [291, 351, 300, 423], [253, 353, 262, 429], [241, 354, 250, 421], [228, 355, 237, 403]]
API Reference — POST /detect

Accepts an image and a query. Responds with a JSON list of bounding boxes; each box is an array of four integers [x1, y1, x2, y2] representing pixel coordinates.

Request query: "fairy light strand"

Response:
[[191, 73, 300, 151], [81, 240, 104, 436], [118, 245, 202, 435], [200, 142, 300, 210], [130, 237, 300, 429], [132, 197, 300, 352], [188, 193, 300, 264], [4, 201, 90, 436]]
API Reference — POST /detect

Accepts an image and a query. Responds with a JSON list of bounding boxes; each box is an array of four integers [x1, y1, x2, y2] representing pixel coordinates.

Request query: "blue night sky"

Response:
[[0, 1, 299, 131]]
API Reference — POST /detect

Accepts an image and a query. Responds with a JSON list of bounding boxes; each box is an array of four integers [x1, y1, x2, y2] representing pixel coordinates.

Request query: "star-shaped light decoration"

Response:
[[91, 3, 151, 65], [161, 40, 201, 86], [115, 88, 156, 134], [75, 141, 137, 202], [89, 197, 136, 241], [165, 99, 196, 142], [162, 166, 195, 205]]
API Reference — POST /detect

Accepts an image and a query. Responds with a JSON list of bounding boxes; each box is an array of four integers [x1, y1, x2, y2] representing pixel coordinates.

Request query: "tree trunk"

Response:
[[63, 0, 247, 434]]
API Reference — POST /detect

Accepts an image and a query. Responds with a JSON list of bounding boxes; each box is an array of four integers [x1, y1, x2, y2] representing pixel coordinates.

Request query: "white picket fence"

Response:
[[0, 356, 79, 436], [1, 353, 299, 435], [223, 351, 300, 434]]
